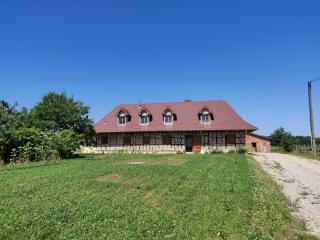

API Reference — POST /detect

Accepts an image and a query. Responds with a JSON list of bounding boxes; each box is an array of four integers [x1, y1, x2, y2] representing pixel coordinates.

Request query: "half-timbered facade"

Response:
[[86, 100, 260, 153]]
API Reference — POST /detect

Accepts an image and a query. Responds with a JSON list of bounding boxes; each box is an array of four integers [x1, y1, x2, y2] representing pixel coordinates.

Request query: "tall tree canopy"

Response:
[[30, 92, 94, 137]]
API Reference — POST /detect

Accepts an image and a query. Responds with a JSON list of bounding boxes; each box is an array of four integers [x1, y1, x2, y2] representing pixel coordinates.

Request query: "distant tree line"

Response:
[[270, 127, 317, 152], [0, 92, 95, 164]]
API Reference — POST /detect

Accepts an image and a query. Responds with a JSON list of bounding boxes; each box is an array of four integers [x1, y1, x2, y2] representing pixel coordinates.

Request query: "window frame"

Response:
[[201, 114, 210, 123], [203, 135, 209, 145], [119, 115, 126, 125], [165, 115, 173, 124], [140, 115, 149, 124]]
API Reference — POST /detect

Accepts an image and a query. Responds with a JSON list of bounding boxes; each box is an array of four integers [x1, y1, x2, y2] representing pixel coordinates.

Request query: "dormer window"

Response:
[[201, 111, 210, 123], [198, 107, 214, 124], [117, 108, 131, 125], [139, 108, 152, 125], [164, 114, 173, 124], [141, 115, 148, 124], [118, 113, 126, 125], [162, 107, 176, 125]]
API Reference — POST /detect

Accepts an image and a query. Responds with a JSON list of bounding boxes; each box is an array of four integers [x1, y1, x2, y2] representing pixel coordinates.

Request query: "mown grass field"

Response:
[[0, 154, 316, 239]]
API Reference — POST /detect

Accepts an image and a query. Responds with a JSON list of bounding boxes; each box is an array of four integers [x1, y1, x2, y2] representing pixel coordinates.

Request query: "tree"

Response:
[[270, 127, 297, 152], [30, 92, 95, 140], [0, 101, 25, 162]]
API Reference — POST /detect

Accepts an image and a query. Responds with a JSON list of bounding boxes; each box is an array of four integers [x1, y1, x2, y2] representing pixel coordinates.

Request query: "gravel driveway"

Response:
[[253, 152, 320, 237]]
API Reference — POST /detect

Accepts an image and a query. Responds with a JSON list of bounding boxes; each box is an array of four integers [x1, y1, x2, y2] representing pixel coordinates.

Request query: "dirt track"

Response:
[[253, 152, 320, 237]]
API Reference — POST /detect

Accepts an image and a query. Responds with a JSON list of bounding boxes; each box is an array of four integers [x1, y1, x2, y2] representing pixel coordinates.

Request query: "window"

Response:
[[162, 108, 175, 125], [199, 108, 213, 124], [117, 109, 131, 125], [119, 115, 126, 124], [202, 114, 210, 123], [139, 109, 151, 125], [203, 135, 209, 145], [140, 115, 148, 124], [165, 115, 172, 123]]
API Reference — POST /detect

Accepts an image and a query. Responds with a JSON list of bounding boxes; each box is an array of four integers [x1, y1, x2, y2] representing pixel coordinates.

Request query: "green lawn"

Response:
[[0, 154, 316, 239]]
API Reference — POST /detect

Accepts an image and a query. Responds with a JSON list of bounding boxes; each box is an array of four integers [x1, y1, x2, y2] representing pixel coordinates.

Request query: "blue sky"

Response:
[[1, 0, 320, 136]]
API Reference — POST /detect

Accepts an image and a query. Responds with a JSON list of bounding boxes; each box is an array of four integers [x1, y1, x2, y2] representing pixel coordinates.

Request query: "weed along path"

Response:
[[253, 152, 320, 237]]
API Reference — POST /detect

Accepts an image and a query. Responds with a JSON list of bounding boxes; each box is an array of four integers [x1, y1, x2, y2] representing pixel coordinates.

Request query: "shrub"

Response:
[[237, 147, 247, 154], [8, 128, 82, 162], [54, 129, 83, 158], [210, 149, 223, 154], [271, 146, 284, 153]]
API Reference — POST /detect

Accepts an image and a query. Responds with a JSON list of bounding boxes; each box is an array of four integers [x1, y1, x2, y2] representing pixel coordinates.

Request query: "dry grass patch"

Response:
[[96, 173, 125, 183], [143, 191, 162, 208]]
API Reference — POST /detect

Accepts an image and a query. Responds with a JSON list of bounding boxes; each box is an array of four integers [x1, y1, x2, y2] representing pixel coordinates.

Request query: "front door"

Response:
[[192, 135, 201, 153], [185, 135, 193, 152]]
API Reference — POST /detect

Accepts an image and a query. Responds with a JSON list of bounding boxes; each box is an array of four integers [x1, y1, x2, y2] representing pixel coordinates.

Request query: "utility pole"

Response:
[[308, 80, 317, 156]]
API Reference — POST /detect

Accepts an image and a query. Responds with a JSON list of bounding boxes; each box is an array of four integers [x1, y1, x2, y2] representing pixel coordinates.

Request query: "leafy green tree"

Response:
[[1, 93, 94, 163], [270, 127, 297, 152], [0, 101, 25, 162], [30, 92, 95, 140]]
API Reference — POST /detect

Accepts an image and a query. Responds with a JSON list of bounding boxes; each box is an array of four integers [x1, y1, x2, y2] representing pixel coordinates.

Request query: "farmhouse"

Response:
[[89, 100, 270, 153]]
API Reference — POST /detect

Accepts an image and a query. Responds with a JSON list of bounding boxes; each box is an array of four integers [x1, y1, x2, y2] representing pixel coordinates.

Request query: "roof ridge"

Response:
[[119, 99, 225, 106]]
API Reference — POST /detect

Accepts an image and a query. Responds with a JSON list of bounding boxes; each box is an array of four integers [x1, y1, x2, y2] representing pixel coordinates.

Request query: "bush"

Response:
[[282, 137, 296, 152], [8, 128, 82, 162], [237, 147, 247, 154], [271, 146, 283, 152], [210, 149, 223, 154], [54, 129, 83, 158]]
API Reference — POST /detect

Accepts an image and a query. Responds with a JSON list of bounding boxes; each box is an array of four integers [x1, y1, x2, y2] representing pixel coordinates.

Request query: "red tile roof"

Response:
[[94, 100, 257, 133]]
